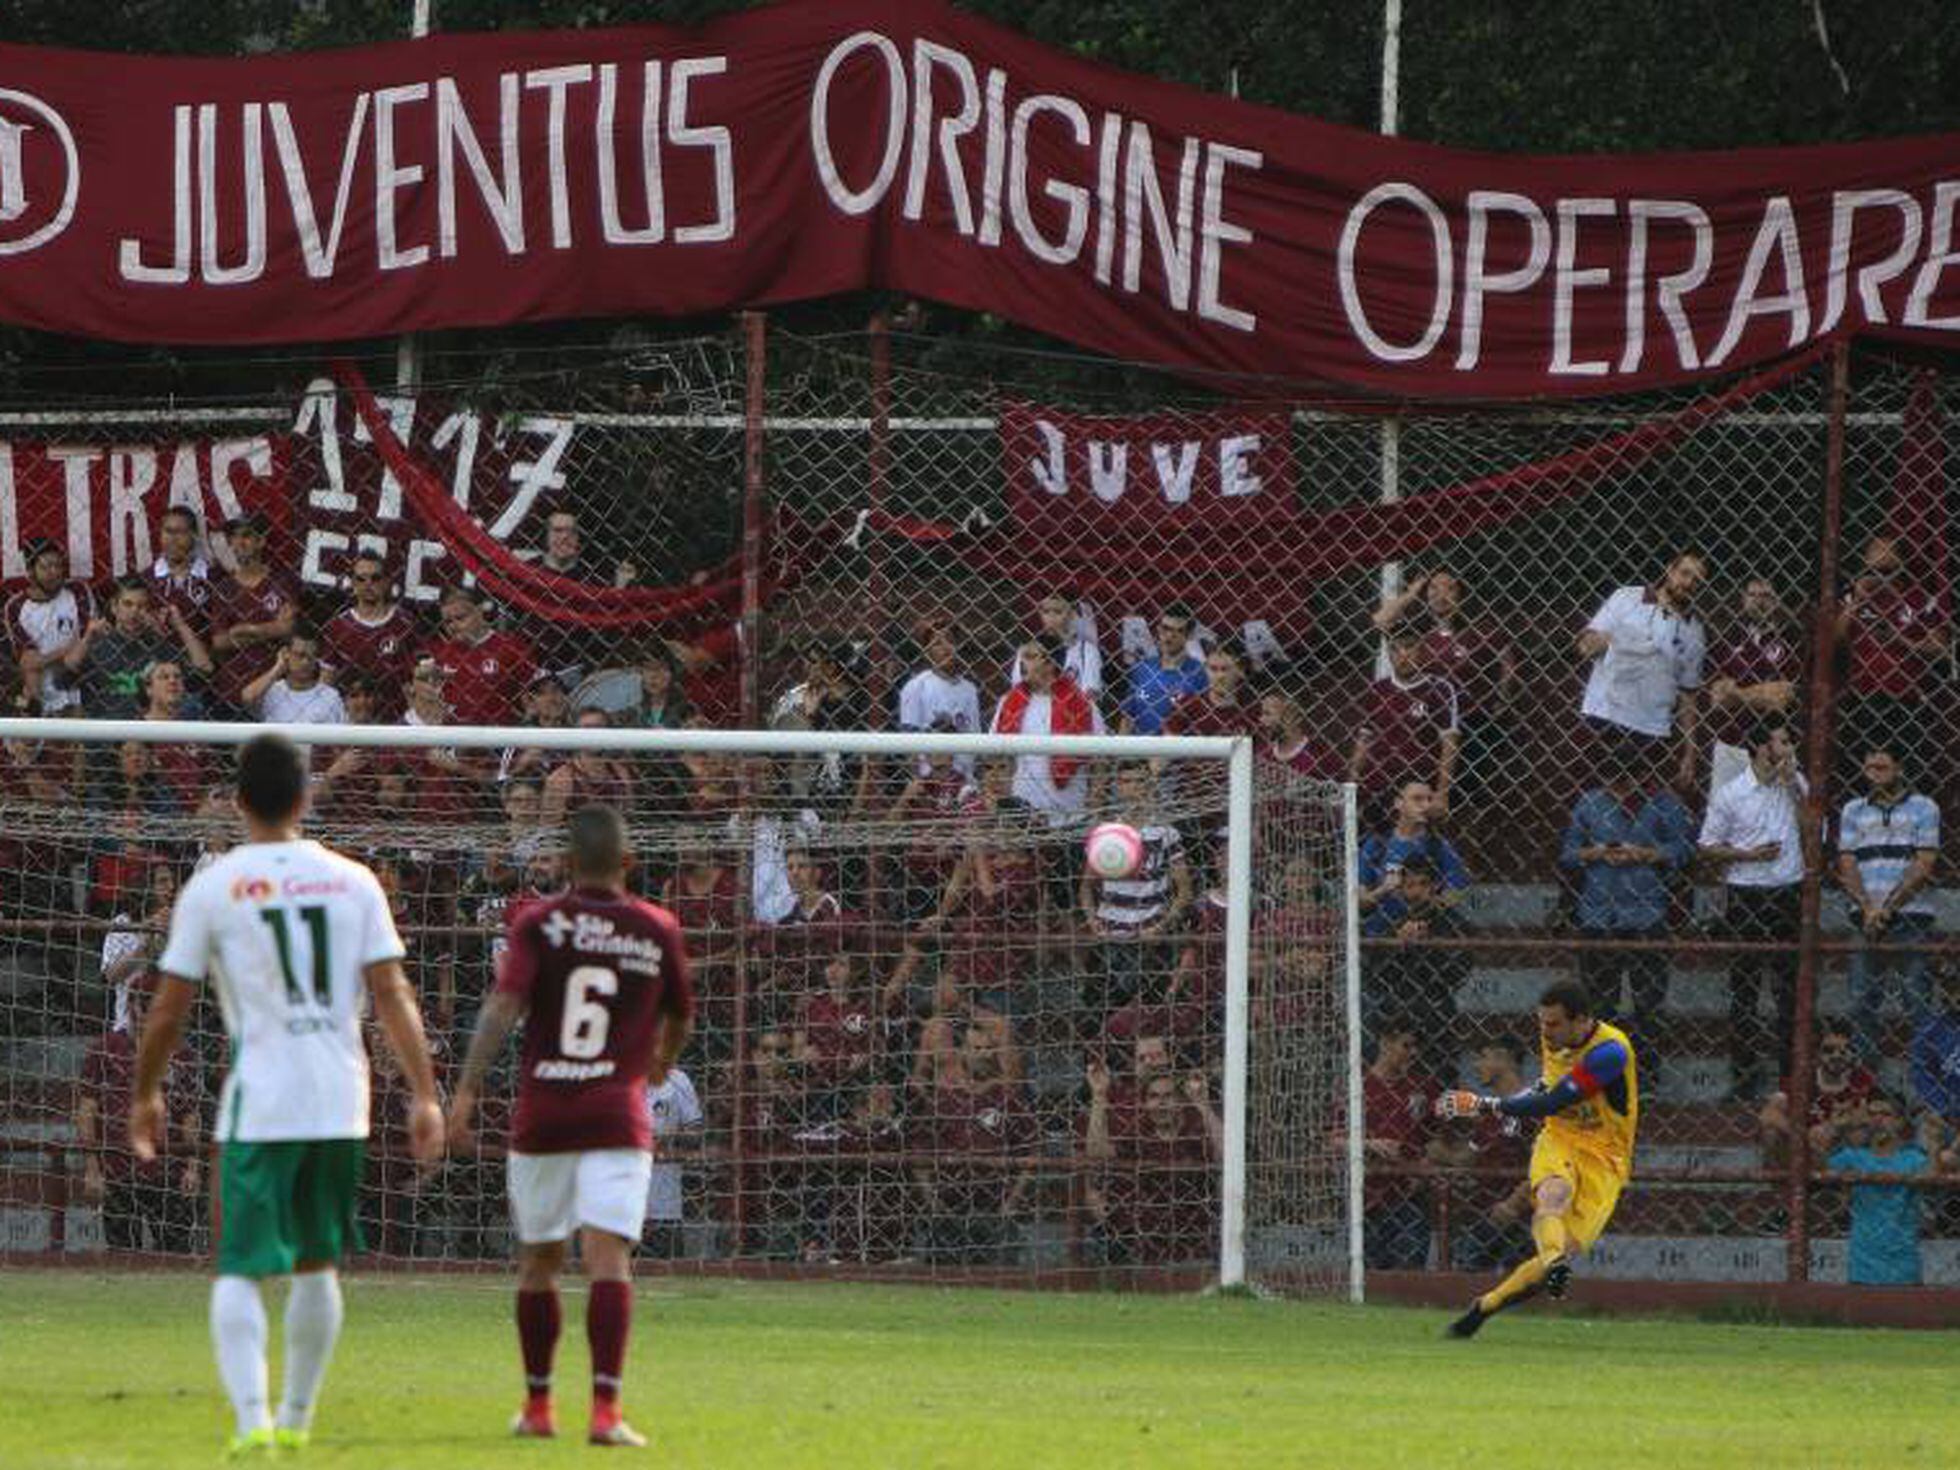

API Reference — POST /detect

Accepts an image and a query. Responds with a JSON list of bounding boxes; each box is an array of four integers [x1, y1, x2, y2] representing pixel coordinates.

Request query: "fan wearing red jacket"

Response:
[[447, 805, 694, 1449]]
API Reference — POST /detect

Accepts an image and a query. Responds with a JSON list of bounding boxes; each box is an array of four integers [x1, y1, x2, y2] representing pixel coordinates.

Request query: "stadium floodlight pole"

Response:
[[1341, 782, 1365, 1305], [1217, 736, 1255, 1289]]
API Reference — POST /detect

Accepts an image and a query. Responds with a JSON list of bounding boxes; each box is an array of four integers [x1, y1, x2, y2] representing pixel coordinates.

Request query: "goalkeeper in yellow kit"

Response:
[[1435, 979, 1637, 1337]]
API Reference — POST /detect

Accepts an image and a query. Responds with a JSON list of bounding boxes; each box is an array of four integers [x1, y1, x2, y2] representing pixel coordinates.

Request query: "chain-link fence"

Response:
[[0, 325, 1954, 1288]]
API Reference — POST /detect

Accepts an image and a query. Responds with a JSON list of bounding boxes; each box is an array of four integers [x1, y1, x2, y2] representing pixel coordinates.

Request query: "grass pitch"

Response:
[[0, 1272, 1952, 1469]]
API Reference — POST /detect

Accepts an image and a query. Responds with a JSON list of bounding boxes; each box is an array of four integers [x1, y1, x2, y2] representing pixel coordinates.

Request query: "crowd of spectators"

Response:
[[6, 507, 1959, 1278]]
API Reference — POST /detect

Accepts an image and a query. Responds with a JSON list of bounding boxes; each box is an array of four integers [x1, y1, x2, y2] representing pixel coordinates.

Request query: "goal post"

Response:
[[0, 717, 1356, 1295]]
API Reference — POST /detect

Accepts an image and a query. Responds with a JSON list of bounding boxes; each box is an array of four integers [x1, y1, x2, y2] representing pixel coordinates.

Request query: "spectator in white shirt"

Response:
[[898, 623, 984, 774], [1578, 552, 1708, 790], [1011, 593, 1105, 700], [990, 640, 1105, 825], [1698, 716, 1809, 1099], [643, 1067, 704, 1259], [241, 631, 347, 725]]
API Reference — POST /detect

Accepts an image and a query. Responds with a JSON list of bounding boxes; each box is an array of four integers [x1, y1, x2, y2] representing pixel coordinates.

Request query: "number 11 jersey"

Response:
[[497, 888, 695, 1154], [159, 839, 406, 1143]]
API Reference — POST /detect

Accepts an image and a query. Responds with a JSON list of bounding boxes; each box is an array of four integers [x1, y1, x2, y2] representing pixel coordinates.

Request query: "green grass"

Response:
[[0, 1272, 1954, 1469]]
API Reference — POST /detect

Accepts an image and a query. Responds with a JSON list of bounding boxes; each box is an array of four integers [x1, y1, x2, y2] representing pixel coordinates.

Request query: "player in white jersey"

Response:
[[131, 733, 441, 1457]]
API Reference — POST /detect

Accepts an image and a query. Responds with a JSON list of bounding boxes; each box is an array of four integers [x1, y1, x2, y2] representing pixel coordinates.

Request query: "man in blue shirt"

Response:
[[1559, 771, 1692, 1058], [1825, 1093, 1930, 1286], [1119, 605, 1207, 735], [1358, 782, 1471, 937], [1836, 745, 1941, 1062]]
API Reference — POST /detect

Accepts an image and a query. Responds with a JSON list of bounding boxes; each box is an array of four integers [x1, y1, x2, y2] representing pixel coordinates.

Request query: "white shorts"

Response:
[[507, 1148, 653, 1245]]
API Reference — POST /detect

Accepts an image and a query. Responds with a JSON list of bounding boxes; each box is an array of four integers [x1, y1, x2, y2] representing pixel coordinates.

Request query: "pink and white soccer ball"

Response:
[[1084, 821, 1146, 880]]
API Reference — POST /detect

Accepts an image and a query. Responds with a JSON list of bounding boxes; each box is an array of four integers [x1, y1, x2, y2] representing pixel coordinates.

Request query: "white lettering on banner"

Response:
[[1024, 418, 1270, 505], [668, 57, 735, 244], [527, 64, 593, 249], [373, 83, 431, 271], [1150, 441, 1199, 504], [1551, 197, 1616, 377], [1708, 196, 1808, 366], [0, 438, 274, 582], [1456, 191, 1551, 371], [596, 63, 662, 245], [813, 32, 1259, 330], [1218, 435, 1261, 498], [50, 445, 97, 574], [119, 106, 192, 284], [0, 443, 20, 578], [438, 73, 525, 256], [812, 31, 907, 215], [1009, 94, 1090, 266], [106, 448, 157, 575], [1620, 199, 1711, 373], [904, 40, 982, 234], [1819, 189, 1920, 334], [198, 102, 267, 285], [1339, 182, 1453, 363], [268, 95, 370, 280], [1903, 181, 1960, 330]]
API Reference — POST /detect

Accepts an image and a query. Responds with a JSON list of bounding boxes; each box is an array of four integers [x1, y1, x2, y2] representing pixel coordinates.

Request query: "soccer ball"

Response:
[[1084, 821, 1145, 880]]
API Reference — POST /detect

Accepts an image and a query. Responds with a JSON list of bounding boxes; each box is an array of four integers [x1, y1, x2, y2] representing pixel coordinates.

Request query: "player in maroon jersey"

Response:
[[446, 805, 694, 1449]]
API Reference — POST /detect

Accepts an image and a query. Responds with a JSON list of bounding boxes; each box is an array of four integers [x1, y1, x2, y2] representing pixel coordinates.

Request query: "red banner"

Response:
[[0, 2, 1957, 396], [0, 435, 291, 583]]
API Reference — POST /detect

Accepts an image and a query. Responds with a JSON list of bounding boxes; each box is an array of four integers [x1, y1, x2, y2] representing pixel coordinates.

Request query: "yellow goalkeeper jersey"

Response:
[[1539, 1020, 1639, 1180]]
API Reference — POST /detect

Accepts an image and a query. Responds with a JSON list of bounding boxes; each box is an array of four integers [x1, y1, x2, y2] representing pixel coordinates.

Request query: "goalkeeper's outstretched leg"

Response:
[[1446, 1176, 1574, 1338]]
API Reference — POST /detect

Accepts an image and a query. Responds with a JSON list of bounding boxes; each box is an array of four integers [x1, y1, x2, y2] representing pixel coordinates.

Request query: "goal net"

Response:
[[0, 719, 1356, 1295]]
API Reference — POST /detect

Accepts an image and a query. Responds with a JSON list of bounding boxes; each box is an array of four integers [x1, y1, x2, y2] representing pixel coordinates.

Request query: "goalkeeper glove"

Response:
[[1435, 1089, 1495, 1120]]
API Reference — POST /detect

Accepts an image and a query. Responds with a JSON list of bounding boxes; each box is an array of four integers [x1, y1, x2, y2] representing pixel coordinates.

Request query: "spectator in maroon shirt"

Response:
[[136, 661, 210, 812], [397, 656, 496, 822], [1835, 536, 1949, 776], [539, 707, 636, 831], [1259, 684, 1336, 778], [1348, 629, 1461, 815], [1373, 568, 1518, 803], [498, 671, 574, 786], [1757, 1022, 1878, 1168], [1358, 1019, 1436, 1269], [795, 952, 879, 1102], [1081, 1057, 1221, 1266], [1165, 643, 1255, 738], [77, 972, 202, 1253], [321, 551, 420, 715], [911, 1010, 1034, 1263], [146, 506, 215, 642], [207, 513, 297, 718], [426, 584, 538, 726], [1425, 1036, 1532, 1270], [1705, 574, 1804, 799]]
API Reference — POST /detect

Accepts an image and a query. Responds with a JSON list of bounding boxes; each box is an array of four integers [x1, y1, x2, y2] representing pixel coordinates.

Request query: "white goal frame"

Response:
[[0, 716, 1360, 1294]]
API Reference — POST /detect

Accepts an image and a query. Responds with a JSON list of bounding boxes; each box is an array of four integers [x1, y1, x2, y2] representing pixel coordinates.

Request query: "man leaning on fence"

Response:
[[1560, 765, 1692, 1070], [1698, 715, 1809, 1101], [1837, 746, 1940, 1064]]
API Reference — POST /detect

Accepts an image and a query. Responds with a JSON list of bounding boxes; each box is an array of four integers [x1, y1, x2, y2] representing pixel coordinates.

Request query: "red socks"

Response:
[[586, 1280, 633, 1407], [516, 1289, 562, 1401]]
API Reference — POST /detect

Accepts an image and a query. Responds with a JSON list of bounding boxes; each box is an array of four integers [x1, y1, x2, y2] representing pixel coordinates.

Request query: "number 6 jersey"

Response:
[[496, 888, 695, 1154], [158, 840, 406, 1143]]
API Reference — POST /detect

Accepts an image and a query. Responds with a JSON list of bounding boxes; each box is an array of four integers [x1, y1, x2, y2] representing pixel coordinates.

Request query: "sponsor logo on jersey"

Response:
[[230, 877, 275, 902], [533, 1058, 617, 1081], [282, 876, 350, 897]]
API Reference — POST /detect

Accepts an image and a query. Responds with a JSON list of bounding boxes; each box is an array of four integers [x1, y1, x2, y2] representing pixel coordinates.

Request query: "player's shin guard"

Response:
[[276, 1269, 344, 1434], [587, 1280, 632, 1409], [211, 1276, 273, 1438], [517, 1288, 563, 1405]]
